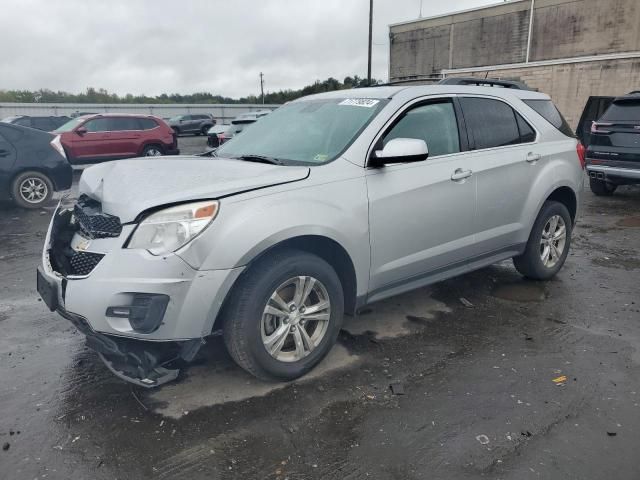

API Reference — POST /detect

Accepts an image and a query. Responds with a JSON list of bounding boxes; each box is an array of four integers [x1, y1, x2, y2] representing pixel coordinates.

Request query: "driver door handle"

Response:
[[451, 168, 473, 181], [526, 152, 542, 163]]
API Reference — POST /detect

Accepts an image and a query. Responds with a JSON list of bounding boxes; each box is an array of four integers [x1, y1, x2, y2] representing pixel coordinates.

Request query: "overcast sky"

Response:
[[1, 0, 498, 98]]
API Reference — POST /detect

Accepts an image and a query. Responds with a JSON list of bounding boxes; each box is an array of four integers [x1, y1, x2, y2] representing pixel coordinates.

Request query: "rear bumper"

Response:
[[586, 164, 640, 181], [50, 161, 74, 191], [165, 148, 180, 156]]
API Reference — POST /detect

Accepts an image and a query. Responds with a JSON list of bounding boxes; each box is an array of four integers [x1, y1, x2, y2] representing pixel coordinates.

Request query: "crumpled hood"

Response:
[[78, 156, 309, 222]]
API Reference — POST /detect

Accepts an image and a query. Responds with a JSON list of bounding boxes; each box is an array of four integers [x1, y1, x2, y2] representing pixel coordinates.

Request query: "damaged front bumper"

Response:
[[59, 307, 202, 387], [37, 198, 243, 387]]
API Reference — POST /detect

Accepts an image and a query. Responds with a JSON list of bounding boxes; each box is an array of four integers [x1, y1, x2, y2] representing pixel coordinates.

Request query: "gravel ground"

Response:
[[1, 154, 639, 479]]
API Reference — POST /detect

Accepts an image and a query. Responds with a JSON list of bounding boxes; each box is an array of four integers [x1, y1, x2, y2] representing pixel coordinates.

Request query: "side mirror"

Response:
[[75, 126, 87, 135], [370, 138, 429, 167]]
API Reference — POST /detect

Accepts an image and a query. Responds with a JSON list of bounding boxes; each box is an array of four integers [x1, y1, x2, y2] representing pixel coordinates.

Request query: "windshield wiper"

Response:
[[233, 154, 284, 165]]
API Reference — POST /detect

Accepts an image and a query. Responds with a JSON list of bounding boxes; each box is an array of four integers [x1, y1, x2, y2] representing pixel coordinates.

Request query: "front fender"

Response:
[[177, 176, 371, 297]]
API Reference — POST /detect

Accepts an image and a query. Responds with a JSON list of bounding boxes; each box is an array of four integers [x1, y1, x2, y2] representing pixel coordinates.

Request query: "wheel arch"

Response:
[[545, 185, 578, 225], [211, 234, 358, 333]]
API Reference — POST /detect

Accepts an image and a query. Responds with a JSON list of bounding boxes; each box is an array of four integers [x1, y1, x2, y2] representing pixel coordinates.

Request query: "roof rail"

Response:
[[438, 77, 532, 91], [372, 77, 443, 87], [628, 90, 640, 95]]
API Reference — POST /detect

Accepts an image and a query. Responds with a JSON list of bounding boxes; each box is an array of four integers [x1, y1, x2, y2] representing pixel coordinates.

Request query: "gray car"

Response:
[[37, 83, 584, 387], [167, 113, 215, 135]]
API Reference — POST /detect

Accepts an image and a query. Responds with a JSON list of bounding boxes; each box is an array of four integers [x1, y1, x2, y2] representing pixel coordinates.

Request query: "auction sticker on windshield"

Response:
[[339, 99, 380, 108]]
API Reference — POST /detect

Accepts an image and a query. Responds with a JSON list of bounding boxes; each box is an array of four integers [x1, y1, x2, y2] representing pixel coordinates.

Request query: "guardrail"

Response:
[[0, 103, 280, 125]]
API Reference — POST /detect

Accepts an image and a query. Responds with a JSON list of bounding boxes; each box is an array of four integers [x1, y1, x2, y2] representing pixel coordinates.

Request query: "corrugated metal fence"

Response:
[[0, 103, 280, 124]]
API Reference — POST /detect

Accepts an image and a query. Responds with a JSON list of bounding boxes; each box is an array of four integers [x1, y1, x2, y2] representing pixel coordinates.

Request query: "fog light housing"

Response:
[[106, 294, 170, 334]]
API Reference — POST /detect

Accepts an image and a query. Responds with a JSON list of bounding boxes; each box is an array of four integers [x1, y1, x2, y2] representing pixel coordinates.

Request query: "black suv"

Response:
[[167, 114, 215, 136], [585, 92, 640, 196], [1, 115, 71, 132]]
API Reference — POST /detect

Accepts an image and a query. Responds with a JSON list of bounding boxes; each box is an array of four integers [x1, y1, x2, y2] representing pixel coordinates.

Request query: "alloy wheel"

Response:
[[145, 148, 162, 156], [540, 214, 566, 268], [261, 276, 331, 362], [19, 177, 48, 204]]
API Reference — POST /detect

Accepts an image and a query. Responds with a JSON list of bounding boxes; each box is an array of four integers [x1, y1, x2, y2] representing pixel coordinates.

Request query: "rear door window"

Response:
[[460, 97, 521, 149], [515, 113, 536, 143], [382, 101, 461, 157], [112, 117, 142, 131], [524, 99, 574, 137]]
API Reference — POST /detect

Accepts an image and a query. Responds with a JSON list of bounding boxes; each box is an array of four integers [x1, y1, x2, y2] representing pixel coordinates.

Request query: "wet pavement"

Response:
[[1, 149, 640, 479]]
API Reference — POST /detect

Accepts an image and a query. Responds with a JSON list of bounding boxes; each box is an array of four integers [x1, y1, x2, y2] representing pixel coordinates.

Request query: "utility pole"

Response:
[[367, 0, 373, 86], [259, 72, 265, 104]]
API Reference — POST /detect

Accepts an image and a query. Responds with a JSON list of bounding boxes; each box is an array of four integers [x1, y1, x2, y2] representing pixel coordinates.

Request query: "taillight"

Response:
[[50, 135, 67, 159], [576, 142, 586, 169], [591, 122, 613, 134]]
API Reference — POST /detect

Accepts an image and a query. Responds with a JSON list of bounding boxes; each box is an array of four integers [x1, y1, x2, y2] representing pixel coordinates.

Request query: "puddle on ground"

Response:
[[617, 216, 640, 228], [592, 255, 640, 271], [148, 344, 358, 418], [492, 282, 547, 302], [343, 287, 450, 339]]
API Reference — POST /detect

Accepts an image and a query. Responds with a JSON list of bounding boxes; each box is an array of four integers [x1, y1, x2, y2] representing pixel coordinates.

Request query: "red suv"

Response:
[[54, 114, 179, 164]]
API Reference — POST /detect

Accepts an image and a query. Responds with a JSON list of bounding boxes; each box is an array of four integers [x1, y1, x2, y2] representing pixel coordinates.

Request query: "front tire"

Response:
[[513, 201, 572, 280], [222, 250, 344, 381], [11, 171, 53, 209], [589, 177, 617, 196]]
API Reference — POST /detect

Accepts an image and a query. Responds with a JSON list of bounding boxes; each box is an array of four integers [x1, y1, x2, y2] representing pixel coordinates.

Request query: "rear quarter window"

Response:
[[139, 118, 158, 130], [524, 99, 575, 137]]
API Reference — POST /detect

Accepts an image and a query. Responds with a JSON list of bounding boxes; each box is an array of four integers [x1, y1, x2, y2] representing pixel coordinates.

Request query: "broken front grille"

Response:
[[73, 194, 122, 239], [69, 251, 105, 276], [48, 207, 107, 277]]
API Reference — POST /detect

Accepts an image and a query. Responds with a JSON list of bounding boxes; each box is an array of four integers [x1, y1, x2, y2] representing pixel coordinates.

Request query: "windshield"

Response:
[[169, 115, 184, 121], [1, 116, 20, 123], [216, 98, 387, 165], [54, 117, 86, 132]]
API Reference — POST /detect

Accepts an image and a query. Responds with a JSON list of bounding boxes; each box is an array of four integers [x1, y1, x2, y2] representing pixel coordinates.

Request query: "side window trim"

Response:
[[459, 95, 539, 152], [366, 95, 469, 168]]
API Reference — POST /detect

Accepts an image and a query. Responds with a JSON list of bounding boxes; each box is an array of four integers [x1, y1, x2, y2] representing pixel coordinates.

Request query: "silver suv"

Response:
[[37, 83, 584, 387]]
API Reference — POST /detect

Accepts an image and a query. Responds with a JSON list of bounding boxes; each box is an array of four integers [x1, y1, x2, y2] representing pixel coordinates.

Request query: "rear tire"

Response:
[[589, 177, 617, 196], [11, 171, 54, 209], [142, 144, 164, 156], [222, 250, 344, 381], [513, 201, 572, 280]]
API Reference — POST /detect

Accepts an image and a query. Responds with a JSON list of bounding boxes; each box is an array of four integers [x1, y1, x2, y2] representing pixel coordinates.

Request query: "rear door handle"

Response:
[[526, 152, 542, 163], [451, 168, 473, 181]]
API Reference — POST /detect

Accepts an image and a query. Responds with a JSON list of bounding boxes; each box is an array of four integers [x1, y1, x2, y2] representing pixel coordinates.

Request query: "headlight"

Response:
[[127, 200, 219, 255]]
